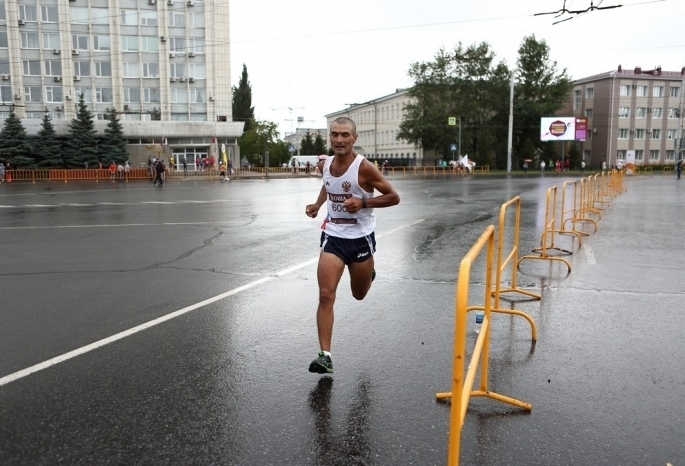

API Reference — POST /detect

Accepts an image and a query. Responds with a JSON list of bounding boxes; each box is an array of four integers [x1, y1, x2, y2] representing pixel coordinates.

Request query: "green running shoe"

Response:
[[308, 351, 333, 374]]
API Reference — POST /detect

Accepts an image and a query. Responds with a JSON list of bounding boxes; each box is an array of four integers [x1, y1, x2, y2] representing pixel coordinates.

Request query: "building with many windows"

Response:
[[0, 0, 243, 168], [563, 66, 685, 169], [325, 88, 427, 167]]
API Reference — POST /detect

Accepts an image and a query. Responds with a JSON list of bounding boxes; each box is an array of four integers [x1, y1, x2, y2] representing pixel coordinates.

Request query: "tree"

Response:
[[514, 35, 572, 164], [232, 64, 254, 133], [67, 93, 98, 167], [567, 142, 580, 169], [399, 42, 510, 166], [101, 108, 128, 164], [0, 105, 33, 168], [238, 119, 280, 166], [300, 131, 315, 155], [35, 111, 63, 168], [313, 134, 327, 155]]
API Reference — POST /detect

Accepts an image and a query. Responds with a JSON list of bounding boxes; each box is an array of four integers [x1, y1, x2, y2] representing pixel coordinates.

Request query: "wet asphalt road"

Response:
[[0, 173, 683, 465]]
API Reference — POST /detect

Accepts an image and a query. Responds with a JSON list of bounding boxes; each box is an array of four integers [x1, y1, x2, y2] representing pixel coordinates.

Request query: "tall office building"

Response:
[[0, 0, 243, 168]]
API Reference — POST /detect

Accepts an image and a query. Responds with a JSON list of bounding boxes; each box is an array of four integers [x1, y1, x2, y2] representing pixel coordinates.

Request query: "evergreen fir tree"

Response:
[[67, 93, 98, 167], [300, 131, 315, 155], [101, 108, 128, 164], [313, 134, 327, 155], [232, 64, 254, 132], [0, 105, 33, 168], [35, 111, 64, 168]]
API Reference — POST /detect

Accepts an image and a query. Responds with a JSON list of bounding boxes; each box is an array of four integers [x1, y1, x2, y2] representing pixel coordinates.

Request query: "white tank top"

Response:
[[321, 154, 375, 239]]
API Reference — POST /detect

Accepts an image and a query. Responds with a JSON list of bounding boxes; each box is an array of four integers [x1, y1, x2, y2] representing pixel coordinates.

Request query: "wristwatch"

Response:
[[361, 195, 367, 209]]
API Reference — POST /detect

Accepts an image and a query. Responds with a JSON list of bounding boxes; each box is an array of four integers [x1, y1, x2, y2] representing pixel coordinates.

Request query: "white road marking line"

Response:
[[0, 218, 426, 387], [584, 244, 597, 265], [0, 222, 236, 230], [0, 199, 235, 209]]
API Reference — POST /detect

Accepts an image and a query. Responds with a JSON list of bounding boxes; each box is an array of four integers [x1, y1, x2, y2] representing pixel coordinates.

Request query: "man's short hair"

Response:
[[331, 117, 356, 135]]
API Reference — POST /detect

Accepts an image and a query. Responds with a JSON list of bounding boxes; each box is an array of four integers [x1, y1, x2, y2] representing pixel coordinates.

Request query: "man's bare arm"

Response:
[[306, 185, 327, 218]]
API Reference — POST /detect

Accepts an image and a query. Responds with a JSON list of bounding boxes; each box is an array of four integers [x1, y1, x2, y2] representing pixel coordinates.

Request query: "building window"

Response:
[[70, 7, 89, 24], [72, 35, 89, 51], [651, 129, 661, 139], [617, 150, 626, 160], [0, 32, 7, 49], [171, 113, 189, 121], [170, 88, 188, 103], [121, 10, 138, 25], [143, 88, 160, 103], [188, 11, 205, 28], [94, 61, 112, 77], [41, 6, 58, 23], [19, 5, 38, 22], [636, 85, 648, 97], [190, 114, 207, 121], [652, 107, 663, 119], [188, 38, 205, 54], [141, 11, 158, 26], [635, 129, 645, 139], [618, 128, 629, 139], [170, 37, 185, 53], [573, 90, 582, 110], [95, 87, 113, 103], [668, 108, 680, 119], [22, 60, 41, 76], [44, 60, 62, 76], [45, 86, 63, 103], [653, 86, 664, 97], [667, 129, 679, 140], [666, 150, 675, 161], [671, 87, 680, 98], [583, 150, 591, 161], [585, 108, 593, 119], [42, 33, 60, 50], [635, 107, 646, 118], [190, 88, 206, 103], [21, 32, 40, 49], [141, 37, 159, 52], [123, 87, 141, 103], [143, 62, 160, 78], [75, 88, 93, 102], [620, 85, 631, 96], [188, 63, 206, 79], [91, 8, 109, 24], [122, 62, 140, 78], [169, 11, 185, 27], [0, 62, 7, 75], [170, 63, 186, 78], [618, 107, 630, 118], [122, 36, 139, 52], [635, 149, 644, 160], [649, 150, 660, 161], [74, 61, 91, 77], [93, 36, 111, 51], [24, 86, 42, 103]]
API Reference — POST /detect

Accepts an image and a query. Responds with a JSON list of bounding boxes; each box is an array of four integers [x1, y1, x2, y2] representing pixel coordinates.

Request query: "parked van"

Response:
[[288, 155, 321, 170]]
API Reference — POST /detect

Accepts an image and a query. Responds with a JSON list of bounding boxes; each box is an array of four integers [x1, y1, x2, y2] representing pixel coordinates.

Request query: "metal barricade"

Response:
[[436, 225, 532, 466]]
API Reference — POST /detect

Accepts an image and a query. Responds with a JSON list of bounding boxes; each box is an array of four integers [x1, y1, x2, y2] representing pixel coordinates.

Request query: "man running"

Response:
[[305, 117, 400, 374]]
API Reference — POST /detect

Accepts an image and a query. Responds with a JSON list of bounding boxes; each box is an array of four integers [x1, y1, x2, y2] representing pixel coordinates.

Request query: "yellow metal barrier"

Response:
[[518, 185, 572, 273], [562, 178, 598, 235], [556, 180, 591, 243], [663, 166, 672, 175], [644, 166, 653, 176], [436, 225, 532, 466]]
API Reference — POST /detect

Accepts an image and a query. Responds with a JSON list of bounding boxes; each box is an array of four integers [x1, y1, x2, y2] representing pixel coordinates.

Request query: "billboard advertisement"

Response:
[[540, 117, 588, 141]]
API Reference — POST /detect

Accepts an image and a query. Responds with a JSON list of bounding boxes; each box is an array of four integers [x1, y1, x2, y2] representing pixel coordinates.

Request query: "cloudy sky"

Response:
[[228, 0, 680, 137]]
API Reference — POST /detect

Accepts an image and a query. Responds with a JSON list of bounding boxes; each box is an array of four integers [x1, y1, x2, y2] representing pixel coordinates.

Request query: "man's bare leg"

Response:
[[316, 252, 346, 352], [348, 257, 374, 301]]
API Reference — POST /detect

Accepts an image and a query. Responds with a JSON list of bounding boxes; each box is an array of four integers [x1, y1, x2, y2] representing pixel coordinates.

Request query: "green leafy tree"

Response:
[[300, 131, 315, 155], [399, 42, 509, 166], [0, 105, 33, 167], [35, 111, 63, 167], [232, 64, 254, 133], [238, 118, 280, 166], [514, 35, 572, 163], [67, 93, 98, 167], [313, 134, 327, 155], [101, 108, 128, 164], [269, 140, 291, 167]]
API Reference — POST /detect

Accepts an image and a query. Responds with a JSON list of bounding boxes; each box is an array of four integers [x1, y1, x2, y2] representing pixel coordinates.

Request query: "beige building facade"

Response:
[[565, 66, 685, 169], [325, 88, 426, 167], [0, 0, 243, 168]]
